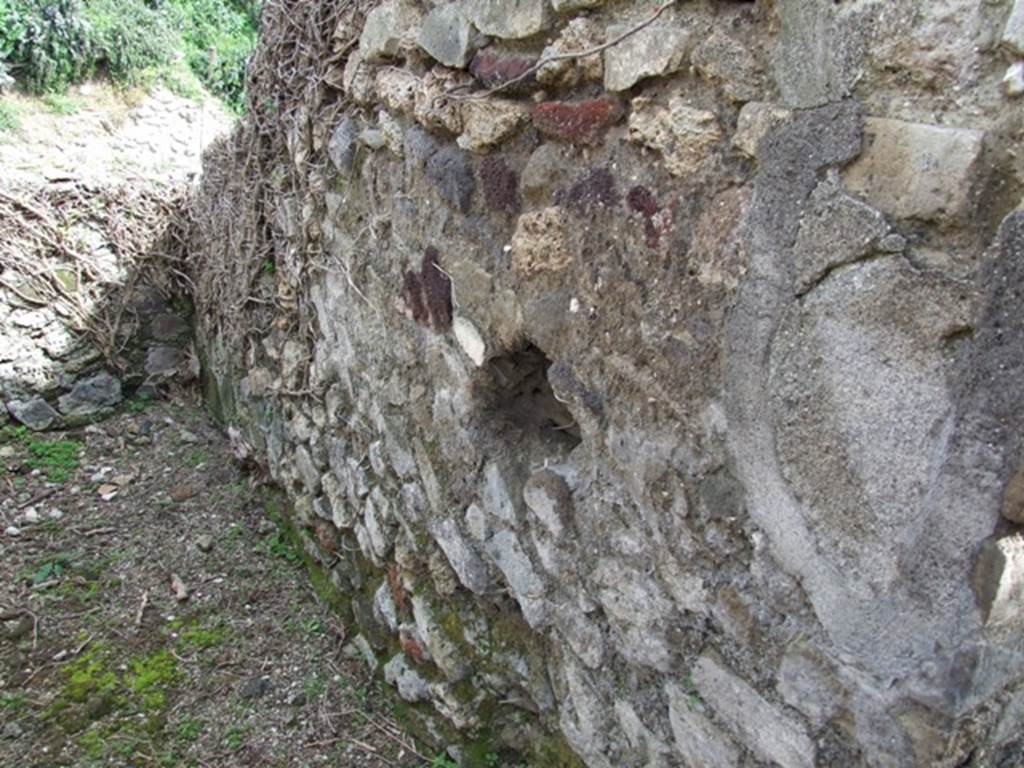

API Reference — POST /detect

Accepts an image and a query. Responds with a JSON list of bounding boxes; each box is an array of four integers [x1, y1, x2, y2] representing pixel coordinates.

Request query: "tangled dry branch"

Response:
[[186, 0, 378, 383], [0, 179, 189, 370]]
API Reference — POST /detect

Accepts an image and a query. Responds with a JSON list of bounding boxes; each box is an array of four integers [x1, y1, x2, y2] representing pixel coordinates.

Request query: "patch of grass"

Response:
[[0, 99, 21, 133], [64, 645, 119, 704], [128, 650, 180, 711], [176, 717, 204, 743], [224, 723, 249, 751], [2, 425, 84, 482], [41, 91, 81, 114], [260, 530, 301, 564], [1, 691, 28, 714], [25, 553, 72, 586], [126, 392, 153, 413], [303, 673, 327, 701], [179, 621, 232, 650], [185, 448, 209, 467]]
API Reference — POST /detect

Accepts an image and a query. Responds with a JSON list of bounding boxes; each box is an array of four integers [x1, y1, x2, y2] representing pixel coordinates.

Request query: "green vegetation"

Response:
[[179, 620, 232, 650], [126, 391, 154, 413], [185, 448, 209, 467], [0, 98, 21, 132], [41, 91, 80, 113], [128, 650, 181, 710], [0, 0, 260, 111], [2, 424, 83, 482]]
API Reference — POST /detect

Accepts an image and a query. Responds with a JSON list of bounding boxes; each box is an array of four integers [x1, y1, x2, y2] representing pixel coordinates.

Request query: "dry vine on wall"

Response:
[[0, 180, 190, 371]]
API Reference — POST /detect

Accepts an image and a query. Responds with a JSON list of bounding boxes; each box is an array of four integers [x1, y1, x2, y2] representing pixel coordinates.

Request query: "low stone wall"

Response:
[[1, 181, 193, 430], [190, 0, 1024, 765]]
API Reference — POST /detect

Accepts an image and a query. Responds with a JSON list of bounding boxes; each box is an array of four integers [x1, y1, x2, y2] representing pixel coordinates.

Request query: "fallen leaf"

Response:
[[97, 484, 119, 499]]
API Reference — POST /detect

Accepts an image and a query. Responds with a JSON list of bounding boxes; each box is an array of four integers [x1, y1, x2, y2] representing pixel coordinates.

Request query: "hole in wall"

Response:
[[472, 343, 582, 454]]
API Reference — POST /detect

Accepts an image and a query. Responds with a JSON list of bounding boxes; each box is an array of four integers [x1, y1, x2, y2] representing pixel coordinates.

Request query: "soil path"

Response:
[[0, 395, 426, 767]]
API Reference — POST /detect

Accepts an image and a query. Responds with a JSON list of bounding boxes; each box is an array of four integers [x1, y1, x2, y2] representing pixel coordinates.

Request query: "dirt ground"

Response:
[[0, 391, 431, 767]]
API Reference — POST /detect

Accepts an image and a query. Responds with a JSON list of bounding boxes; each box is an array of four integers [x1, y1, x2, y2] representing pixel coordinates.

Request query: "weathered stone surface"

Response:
[[522, 468, 572, 539], [57, 372, 122, 416], [358, 0, 422, 61], [733, 102, 790, 160], [1003, 459, 1024, 524], [775, 644, 843, 730], [792, 173, 890, 293], [532, 97, 622, 146], [452, 317, 486, 366], [843, 117, 985, 222], [456, 99, 529, 152], [603, 23, 691, 91], [328, 114, 359, 173], [466, 0, 549, 40], [429, 518, 492, 594], [537, 18, 603, 87], [1004, 0, 1024, 55], [6, 397, 59, 431], [693, 655, 815, 768], [418, 3, 480, 68], [692, 30, 762, 103], [468, 49, 537, 92], [383, 654, 431, 701], [769, 258, 975, 660], [972, 533, 1024, 627], [627, 97, 722, 177], [551, 0, 603, 11], [146, 346, 181, 378], [1003, 61, 1024, 98], [186, 2, 1024, 765], [510, 206, 572, 276], [486, 530, 547, 628], [425, 144, 476, 213], [773, 0, 860, 108], [665, 682, 739, 768], [150, 313, 189, 341], [520, 145, 571, 202]]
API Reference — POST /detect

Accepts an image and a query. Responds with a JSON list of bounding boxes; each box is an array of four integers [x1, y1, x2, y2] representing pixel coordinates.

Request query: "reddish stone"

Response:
[[532, 97, 623, 145], [399, 629, 426, 662], [480, 156, 521, 215], [388, 564, 408, 612], [399, 247, 453, 332], [627, 185, 663, 247], [559, 167, 619, 215], [469, 50, 537, 93]]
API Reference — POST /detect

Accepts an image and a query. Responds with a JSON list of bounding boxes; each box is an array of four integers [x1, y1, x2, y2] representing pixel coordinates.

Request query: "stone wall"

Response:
[[1, 180, 193, 431], [191, 0, 1024, 765]]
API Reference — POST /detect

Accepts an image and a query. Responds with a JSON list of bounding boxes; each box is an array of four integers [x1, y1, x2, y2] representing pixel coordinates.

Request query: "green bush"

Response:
[[0, 0, 258, 109], [82, 0, 179, 87], [165, 0, 258, 112], [2, 0, 93, 93]]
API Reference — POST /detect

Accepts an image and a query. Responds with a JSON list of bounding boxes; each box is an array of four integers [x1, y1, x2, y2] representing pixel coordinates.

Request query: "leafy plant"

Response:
[[82, 0, 178, 86], [224, 723, 248, 751], [30, 554, 70, 584], [2, 0, 94, 93], [41, 89, 78, 112], [166, 0, 258, 112], [0, 99, 20, 132], [3, 425, 83, 482], [128, 650, 180, 710]]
